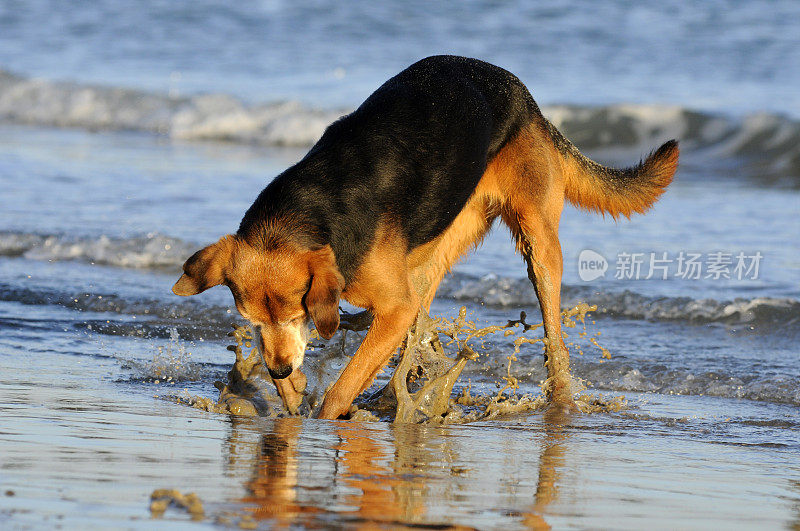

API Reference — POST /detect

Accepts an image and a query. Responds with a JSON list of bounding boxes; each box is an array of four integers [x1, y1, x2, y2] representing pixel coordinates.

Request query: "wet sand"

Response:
[[1, 329, 799, 529]]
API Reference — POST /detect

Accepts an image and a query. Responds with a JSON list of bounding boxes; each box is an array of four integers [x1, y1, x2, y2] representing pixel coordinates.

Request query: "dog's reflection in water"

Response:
[[233, 416, 570, 529], [237, 419, 312, 524], [237, 420, 424, 526]]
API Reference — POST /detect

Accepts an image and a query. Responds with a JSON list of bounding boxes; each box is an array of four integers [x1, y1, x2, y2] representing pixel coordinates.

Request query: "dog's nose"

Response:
[[268, 364, 293, 380]]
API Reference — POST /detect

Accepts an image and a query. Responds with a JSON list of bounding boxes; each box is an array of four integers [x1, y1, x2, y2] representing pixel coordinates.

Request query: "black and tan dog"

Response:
[[173, 56, 678, 419]]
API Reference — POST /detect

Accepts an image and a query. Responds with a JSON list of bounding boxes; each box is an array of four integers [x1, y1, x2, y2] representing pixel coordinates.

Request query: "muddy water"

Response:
[[183, 302, 620, 425]]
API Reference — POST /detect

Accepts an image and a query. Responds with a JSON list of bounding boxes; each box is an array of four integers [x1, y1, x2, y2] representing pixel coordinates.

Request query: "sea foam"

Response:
[[2, 69, 799, 182]]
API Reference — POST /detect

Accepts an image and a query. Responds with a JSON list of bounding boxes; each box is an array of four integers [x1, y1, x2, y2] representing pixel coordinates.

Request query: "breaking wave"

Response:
[[0, 231, 195, 269], [0, 69, 343, 146], [1, 69, 799, 182], [483, 356, 800, 408], [438, 273, 800, 330], [573, 360, 800, 407]]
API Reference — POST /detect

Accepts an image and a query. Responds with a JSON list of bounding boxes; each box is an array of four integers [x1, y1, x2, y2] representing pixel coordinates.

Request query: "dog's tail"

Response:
[[543, 120, 679, 219]]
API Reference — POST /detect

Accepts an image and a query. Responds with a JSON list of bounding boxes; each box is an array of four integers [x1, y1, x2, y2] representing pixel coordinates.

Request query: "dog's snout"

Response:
[[268, 364, 293, 380]]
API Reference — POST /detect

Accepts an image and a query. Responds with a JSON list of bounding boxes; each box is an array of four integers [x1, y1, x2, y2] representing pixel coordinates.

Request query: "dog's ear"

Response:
[[172, 235, 236, 296], [305, 245, 344, 339]]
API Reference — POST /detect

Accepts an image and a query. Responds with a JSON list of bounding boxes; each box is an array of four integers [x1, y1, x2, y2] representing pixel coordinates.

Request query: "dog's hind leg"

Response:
[[490, 123, 577, 408], [502, 205, 576, 409]]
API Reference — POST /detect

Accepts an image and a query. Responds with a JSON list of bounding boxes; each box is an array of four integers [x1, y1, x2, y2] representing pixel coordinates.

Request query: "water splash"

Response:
[[171, 304, 624, 423], [127, 328, 203, 383]]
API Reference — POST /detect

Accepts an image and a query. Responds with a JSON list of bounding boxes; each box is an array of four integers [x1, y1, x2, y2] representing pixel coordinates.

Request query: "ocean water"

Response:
[[1, 1, 799, 528]]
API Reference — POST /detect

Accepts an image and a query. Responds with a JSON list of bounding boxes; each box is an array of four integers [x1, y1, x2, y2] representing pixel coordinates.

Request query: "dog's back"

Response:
[[238, 56, 540, 280]]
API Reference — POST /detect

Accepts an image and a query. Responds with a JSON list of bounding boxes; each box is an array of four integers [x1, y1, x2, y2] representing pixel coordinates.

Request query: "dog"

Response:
[[173, 56, 678, 419]]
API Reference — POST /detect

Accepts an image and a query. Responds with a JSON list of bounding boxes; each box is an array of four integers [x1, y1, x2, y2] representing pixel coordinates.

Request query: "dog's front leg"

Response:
[[317, 300, 418, 420]]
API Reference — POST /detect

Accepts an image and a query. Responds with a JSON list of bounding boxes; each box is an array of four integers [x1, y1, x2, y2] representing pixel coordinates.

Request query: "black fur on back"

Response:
[[238, 55, 539, 283]]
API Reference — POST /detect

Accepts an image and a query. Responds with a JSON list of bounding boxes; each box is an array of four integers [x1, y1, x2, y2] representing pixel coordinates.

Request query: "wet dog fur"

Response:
[[173, 56, 678, 419]]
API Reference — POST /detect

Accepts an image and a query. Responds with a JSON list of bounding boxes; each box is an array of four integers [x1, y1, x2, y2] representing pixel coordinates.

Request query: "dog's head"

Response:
[[172, 235, 343, 379]]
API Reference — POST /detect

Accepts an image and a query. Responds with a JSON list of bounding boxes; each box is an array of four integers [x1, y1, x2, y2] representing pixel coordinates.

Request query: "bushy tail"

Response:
[[546, 120, 679, 218]]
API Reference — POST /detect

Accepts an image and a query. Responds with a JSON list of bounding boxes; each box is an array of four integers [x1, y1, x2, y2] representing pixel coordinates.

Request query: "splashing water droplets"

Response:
[[166, 302, 622, 423]]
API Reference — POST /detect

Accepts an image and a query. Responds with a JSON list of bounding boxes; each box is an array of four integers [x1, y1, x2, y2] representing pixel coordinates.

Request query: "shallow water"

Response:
[[2, 1, 800, 528]]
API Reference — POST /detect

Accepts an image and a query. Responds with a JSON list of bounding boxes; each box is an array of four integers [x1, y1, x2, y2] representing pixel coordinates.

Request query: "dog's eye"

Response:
[[281, 315, 304, 326], [296, 281, 311, 296]]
